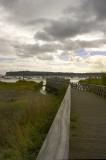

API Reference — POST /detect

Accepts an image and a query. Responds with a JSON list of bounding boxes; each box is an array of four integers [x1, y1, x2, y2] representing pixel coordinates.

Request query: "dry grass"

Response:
[[0, 81, 66, 160]]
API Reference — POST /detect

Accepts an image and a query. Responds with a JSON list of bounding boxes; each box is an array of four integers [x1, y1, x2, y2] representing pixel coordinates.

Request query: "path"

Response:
[[70, 88, 106, 159]]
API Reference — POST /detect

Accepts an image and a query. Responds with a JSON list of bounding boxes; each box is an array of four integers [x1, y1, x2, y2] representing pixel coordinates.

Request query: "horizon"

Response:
[[4, 70, 106, 75]]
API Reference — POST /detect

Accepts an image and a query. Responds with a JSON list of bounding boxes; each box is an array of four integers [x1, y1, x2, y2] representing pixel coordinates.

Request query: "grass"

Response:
[[0, 80, 42, 90], [80, 73, 106, 86], [0, 80, 67, 160]]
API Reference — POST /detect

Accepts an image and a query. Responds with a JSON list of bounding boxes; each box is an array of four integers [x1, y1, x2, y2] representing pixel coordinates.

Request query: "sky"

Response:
[[0, 0, 106, 74]]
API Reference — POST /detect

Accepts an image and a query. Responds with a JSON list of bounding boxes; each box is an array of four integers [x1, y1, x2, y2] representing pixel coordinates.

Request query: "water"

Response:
[[70, 77, 86, 83], [0, 77, 43, 83], [40, 79, 46, 95], [0, 78, 18, 83]]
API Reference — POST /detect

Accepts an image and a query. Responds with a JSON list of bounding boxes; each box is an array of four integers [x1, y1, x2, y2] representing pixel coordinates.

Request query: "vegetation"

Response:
[[0, 80, 67, 160], [102, 73, 106, 86], [46, 78, 69, 96], [80, 73, 106, 86], [0, 80, 42, 90]]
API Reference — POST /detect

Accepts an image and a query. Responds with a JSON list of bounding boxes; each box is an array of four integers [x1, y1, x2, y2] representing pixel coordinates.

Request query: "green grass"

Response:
[[0, 80, 67, 160], [80, 73, 106, 86], [0, 80, 42, 90]]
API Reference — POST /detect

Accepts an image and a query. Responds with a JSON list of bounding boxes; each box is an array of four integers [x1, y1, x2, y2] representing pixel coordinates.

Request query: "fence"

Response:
[[71, 83, 106, 98], [36, 85, 71, 160]]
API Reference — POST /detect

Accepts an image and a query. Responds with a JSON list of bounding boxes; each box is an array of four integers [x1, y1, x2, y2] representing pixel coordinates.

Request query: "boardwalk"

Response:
[[70, 88, 106, 159]]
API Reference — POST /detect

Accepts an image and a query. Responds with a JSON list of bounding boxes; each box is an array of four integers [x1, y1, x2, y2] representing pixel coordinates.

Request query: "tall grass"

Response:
[[0, 80, 66, 160]]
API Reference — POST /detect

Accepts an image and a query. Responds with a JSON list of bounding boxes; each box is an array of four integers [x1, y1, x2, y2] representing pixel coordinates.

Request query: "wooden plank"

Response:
[[70, 88, 106, 159], [36, 85, 71, 160]]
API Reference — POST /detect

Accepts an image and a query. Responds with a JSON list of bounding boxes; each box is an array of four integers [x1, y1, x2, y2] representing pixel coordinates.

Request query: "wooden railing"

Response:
[[71, 83, 106, 98], [36, 85, 71, 160]]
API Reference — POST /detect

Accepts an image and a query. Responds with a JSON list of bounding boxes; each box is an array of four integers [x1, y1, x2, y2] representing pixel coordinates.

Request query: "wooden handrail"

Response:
[[36, 85, 71, 160]]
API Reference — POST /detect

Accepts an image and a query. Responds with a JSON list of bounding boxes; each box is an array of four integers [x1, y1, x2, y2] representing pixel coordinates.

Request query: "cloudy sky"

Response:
[[0, 0, 106, 74]]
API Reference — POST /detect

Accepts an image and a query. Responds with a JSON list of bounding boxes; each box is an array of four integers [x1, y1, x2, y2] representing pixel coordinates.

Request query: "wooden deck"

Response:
[[70, 88, 106, 159]]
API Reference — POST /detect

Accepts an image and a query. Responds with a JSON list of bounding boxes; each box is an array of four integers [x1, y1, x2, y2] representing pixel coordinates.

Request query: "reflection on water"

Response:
[[42, 86, 46, 91], [0, 77, 43, 83], [40, 79, 46, 95], [70, 77, 86, 83], [0, 78, 18, 83]]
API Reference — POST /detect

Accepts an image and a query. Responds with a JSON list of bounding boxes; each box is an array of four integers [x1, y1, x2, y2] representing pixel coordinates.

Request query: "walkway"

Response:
[[70, 89, 106, 159]]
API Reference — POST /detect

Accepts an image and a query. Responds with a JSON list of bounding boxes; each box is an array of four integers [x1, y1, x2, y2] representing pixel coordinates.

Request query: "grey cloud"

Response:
[[83, 0, 106, 21], [0, 0, 106, 65], [63, 39, 106, 51], [35, 17, 102, 41], [64, 0, 106, 21], [57, 52, 70, 61], [15, 43, 61, 58], [58, 51, 82, 63], [35, 0, 106, 41], [1, 35, 106, 60], [0, 38, 17, 55], [37, 54, 54, 60], [0, 0, 71, 26], [0, 0, 36, 24], [1, 0, 106, 41], [25, 18, 52, 26], [44, 19, 81, 39], [0, 57, 16, 62], [64, 0, 84, 18], [35, 31, 54, 41], [15, 38, 106, 58]]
